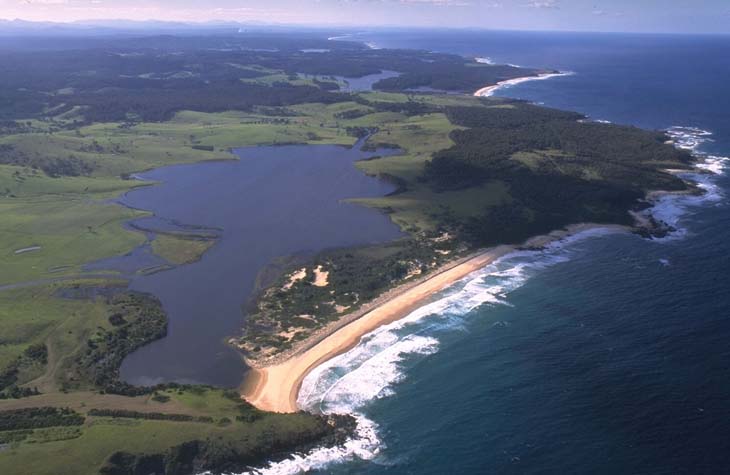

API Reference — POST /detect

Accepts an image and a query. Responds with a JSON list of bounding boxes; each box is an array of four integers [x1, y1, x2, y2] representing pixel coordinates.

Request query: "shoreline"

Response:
[[241, 222, 627, 413], [240, 138, 721, 414], [474, 71, 572, 97], [239, 73, 713, 416]]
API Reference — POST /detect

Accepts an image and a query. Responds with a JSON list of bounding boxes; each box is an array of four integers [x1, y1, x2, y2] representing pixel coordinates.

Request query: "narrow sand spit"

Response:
[[241, 223, 628, 413], [242, 245, 513, 413]]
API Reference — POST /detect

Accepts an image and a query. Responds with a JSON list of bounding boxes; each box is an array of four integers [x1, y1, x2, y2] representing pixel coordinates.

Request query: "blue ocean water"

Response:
[[251, 31, 730, 474]]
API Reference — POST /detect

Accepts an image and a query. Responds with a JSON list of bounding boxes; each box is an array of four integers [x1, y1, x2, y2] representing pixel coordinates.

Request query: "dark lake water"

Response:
[[337, 70, 400, 92], [110, 140, 402, 387]]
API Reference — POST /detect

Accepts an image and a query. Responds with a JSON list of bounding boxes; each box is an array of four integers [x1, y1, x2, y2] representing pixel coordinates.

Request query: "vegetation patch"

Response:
[[0, 344, 46, 399], [151, 234, 215, 266], [0, 407, 84, 431], [239, 237, 459, 357], [69, 292, 167, 395]]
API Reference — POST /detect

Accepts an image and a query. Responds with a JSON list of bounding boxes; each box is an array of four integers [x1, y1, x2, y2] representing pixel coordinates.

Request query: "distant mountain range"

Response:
[[0, 18, 316, 36]]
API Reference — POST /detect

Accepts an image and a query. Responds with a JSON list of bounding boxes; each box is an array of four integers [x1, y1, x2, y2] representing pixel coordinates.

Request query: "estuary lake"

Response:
[[109, 140, 402, 387]]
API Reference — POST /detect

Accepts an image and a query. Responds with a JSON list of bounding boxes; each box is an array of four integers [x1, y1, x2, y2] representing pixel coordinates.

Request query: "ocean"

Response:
[[249, 31, 730, 474]]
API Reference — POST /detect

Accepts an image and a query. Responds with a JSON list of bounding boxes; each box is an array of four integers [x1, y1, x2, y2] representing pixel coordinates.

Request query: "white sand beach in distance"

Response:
[[474, 71, 572, 97]]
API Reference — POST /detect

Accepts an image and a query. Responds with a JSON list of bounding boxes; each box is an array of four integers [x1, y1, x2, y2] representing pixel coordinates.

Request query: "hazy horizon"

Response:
[[1, 1, 729, 35]]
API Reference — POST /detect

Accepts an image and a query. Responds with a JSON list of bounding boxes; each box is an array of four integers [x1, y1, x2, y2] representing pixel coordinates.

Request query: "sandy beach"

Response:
[[474, 71, 571, 97], [242, 245, 514, 413], [241, 222, 631, 413]]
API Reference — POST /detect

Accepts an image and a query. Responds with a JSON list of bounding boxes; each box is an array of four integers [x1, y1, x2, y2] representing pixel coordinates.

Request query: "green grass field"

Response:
[[0, 93, 461, 286], [0, 280, 340, 475], [151, 235, 215, 266], [350, 108, 499, 233], [0, 387, 330, 475], [0, 281, 120, 391], [0, 196, 146, 285]]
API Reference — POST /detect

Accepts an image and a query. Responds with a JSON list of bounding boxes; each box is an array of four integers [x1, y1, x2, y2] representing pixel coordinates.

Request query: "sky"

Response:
[[1, 0, 729, 34]]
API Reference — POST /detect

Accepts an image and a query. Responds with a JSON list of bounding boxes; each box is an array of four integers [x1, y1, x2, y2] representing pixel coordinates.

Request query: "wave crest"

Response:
[[644, 127, 728, 241]]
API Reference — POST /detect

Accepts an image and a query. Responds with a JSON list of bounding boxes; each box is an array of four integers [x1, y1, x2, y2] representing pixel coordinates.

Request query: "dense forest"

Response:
[[373, 64, 545, 92], [423, 101, 693, 245], [0, 36, 536, 121], [243, 239, 454, 356], [60, 82, 345, 123], [68, 291, 168, 395]]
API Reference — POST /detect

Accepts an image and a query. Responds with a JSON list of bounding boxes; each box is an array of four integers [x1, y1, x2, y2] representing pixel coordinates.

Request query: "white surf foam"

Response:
[[643, 127, 729, 241], [475, 71, 574, 97], [475, 56, 495, 65], [236, 414, 381, 475], [327, 34, 353, 41], [666, 126, 714, 151]]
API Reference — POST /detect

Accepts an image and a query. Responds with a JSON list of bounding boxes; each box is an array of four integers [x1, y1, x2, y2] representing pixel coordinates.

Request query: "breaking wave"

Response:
[[645, 127, 729, 240], [475, 56, 495, 65], [476, 71, 574, 97]]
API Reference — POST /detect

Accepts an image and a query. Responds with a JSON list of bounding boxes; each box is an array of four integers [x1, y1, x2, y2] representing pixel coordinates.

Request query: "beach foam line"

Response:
[[475, 56, 495, 65], [641, 126, 728, 242], [298, 228, 618, 413], [327, 34, 353, 41], [474, 71, 573, 97], [229, 414, 381, 475]]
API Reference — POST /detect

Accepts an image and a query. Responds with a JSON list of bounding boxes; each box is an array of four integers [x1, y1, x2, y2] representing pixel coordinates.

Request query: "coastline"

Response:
[[240, 125, 722, 414], [241, 222, 627, 413], [474, 71, 572, 97], [239, 69, 717, 416]]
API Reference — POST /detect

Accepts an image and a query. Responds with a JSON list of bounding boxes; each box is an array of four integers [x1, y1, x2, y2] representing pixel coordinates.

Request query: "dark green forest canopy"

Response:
[[422, 101, 693, 245], [372, 63, 544, 92], [0, 37, 538, 121]]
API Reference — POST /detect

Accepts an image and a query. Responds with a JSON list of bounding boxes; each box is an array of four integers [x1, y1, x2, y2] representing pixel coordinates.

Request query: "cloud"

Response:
[[592, 8, 624, 17], [21, 0, 69, 4], [525, 0, 559, 9], [337, 0, 474, 5], [398, 0, 473, 5]]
